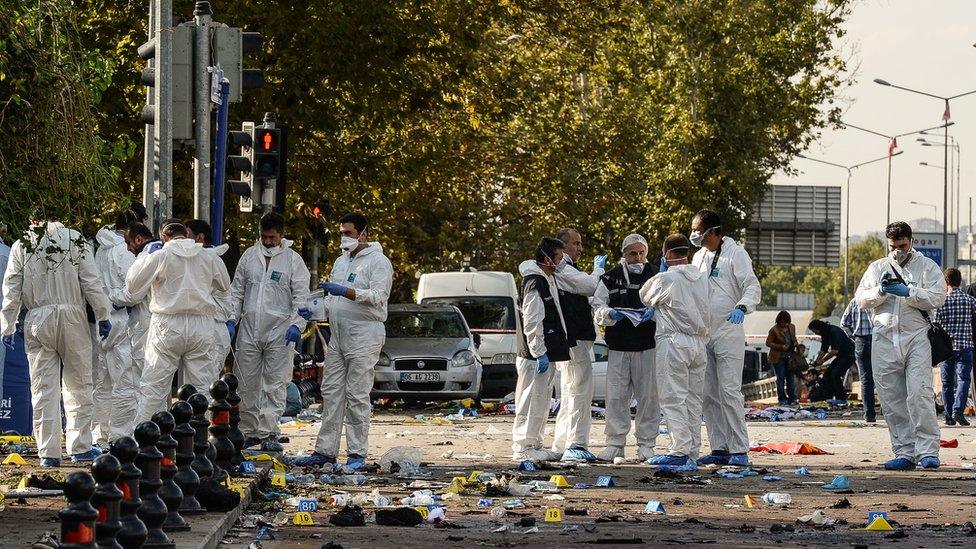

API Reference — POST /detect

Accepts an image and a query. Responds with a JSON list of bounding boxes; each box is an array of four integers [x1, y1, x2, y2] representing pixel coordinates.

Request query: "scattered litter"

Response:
[[519, 517, 536, 527], [762, 476, 781, 482], [375, 507, 424, 526], [830, 498, 852, 509], [489, 506, 506, 518], [797, 510, 836, 527], [329, 505, 366, 527], [743, 495, 757, 508], [941, 439, 959, 448], [794, 467, 810, 476], [761, 492, 792, 505], [821, 475, 850, 490], [749, 442, 830, 455]]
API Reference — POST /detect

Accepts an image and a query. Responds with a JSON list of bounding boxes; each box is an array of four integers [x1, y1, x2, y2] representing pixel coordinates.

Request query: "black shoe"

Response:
[[260, 436, 284, 452], [953, 413, 970, 426], [243, 436, 263, 448], [945, 415, 957, 426], [865, 417, 877, 423]]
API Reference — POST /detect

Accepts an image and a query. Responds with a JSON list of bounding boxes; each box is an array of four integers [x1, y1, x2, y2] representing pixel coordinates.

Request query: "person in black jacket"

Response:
[[550, 228, 607, 462], [592, 234, 659, 462], [512, 237, 572, 463]]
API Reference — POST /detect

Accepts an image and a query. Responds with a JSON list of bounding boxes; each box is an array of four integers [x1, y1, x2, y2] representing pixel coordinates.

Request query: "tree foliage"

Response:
[[0, 0, 128, 237], [27, 0, 850, 298]]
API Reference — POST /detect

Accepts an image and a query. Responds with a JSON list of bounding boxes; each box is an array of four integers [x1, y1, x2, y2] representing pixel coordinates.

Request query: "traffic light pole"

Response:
[[142, 0, 157, 231], [192, 2, 212, 221], [153, 0, 174, 222], [211, 79, 231, 246]]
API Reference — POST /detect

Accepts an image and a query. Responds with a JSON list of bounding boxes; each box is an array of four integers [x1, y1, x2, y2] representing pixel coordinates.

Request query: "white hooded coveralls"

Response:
[[1, 222, 112, 459], [512, 260, 565, 458], [230, 240, 310, 439], [93, 227, 137, 444], [855, 251, 945, 462], [313, 242, 392, 458], [112, 238, 230, 422], [640, 264, 711, 458], [551, 259, 603, 453], [691, 236, 761, 455], [206, 243, 233, 389]]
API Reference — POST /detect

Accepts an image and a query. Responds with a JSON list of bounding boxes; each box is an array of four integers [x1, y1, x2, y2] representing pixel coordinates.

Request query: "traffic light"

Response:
[[311, 201, 331, 243], [227, 121, 255, 210], [138, 22, 194, 140], [211, 26, 264, 103]]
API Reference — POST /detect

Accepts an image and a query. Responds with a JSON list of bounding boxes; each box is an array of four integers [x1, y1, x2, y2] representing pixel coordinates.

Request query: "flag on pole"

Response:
[[943, 100, 951, 121], [888, 137, 898, 156]]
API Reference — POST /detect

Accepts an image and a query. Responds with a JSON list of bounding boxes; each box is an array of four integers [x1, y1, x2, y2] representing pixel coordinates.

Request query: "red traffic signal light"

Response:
[[255, 128, 278, 152]]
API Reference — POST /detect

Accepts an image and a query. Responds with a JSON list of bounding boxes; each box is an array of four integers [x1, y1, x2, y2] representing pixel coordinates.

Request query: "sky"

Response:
[[773, 0, 976, 239]]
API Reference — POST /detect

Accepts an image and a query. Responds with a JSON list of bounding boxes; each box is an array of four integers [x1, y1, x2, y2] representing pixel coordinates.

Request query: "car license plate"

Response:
[[400, 372, 440, 383]]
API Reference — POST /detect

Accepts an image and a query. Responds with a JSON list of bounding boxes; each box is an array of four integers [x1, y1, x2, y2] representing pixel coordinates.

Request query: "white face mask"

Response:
[[690, 226, 719, 247], [340, 235, 360, 252], [890, 248, 912, 264], [626, 262, 645, 274]]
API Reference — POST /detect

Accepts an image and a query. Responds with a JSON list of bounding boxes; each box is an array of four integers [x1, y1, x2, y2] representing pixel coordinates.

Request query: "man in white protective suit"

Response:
[[1, 217, 112, 466], [550, 227, 606, 462], [111, 221, 230, 422], [292, 213, 392, 471], [228, 212, 310, 452], [640, 233, 711, 469], [855, 221, 946, 470], [690, 209, 761, 467]]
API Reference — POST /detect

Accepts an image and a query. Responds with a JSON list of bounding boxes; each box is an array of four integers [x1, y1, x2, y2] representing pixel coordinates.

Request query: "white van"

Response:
[[416, 271, 520, 398]]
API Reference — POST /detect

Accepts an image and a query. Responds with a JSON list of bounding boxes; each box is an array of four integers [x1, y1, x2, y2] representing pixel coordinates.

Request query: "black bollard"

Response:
[[60, 470, 99, 549], [175, 384, 197, 402], [208, 380, 234, 482], [91, 454, 124, 549], [220, 373, 246, 467], [187, 393, 215, 483], [151, 411, 189, 532], [133, 421, 175, 549], [170, 400, 204, 514], [110, 437, 147, 549]]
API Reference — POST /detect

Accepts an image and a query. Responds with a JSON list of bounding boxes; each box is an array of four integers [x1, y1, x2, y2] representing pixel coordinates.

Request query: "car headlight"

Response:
[[452, 350, 476, 368], [376, 352, 391, 368], [491, 353, 516, 365]]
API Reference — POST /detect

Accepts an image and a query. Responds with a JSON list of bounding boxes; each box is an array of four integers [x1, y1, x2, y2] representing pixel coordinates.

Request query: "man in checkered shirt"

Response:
[[935, 268, 975, 426]]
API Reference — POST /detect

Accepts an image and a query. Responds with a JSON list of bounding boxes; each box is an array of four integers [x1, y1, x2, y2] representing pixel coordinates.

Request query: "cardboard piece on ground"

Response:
[[866, 516, 894, 531], [549, 475, 570, 488], [544, 508, 563, 522]]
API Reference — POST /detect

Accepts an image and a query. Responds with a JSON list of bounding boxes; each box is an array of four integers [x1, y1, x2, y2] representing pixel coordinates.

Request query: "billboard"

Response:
[[745, 185, 841, 267], [912, 232, 957, 268]]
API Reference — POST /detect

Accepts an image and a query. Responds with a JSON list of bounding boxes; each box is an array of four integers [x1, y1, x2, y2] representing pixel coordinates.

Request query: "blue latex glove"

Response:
[[320, 282, 348, 297], [536, 354, 550, 374], [2, 334, 14, 350], [284, 325, 301, 345], [881, 282, 910, 297], [226, 320, 236, 340], [146, 241, 163, 254], [594, 255, 608, 270], [640, 308, 655, 323], [726, 308, 745, 325], [97, 319, 112, 340], [659, 256, 668, 273], [608, 310, 625, 321], [297, 307, 313, 320]]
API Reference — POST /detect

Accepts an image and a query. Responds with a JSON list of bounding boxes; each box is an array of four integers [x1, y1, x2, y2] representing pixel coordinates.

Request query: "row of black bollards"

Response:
[[60, 374, 247, 549]]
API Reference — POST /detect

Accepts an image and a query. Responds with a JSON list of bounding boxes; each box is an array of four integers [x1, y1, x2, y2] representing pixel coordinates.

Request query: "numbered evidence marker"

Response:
[[293, 511, 314, 525], [238, 461, 257, 474], [596, 475, 615, 487], [517, 460, 536, 472], [866, 515, 894, 531], [298, 499, 319, 512], [2, 453, 28, 466], [548, 475, 570, 488], [544, 507, 563, 523], [271, 472, 287, 487]]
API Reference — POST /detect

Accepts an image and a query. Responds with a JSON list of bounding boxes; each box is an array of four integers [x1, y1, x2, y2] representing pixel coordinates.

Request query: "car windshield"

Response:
[[386, 311, 468, 338], [421, 297, 515, 332]]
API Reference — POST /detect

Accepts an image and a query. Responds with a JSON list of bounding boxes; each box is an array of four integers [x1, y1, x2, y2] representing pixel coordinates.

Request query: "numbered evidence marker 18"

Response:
[[544, 507, 563, 523]]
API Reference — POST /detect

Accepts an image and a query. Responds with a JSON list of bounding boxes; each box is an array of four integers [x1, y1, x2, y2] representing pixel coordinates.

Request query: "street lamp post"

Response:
[[842, 121, 954, 224], [873, 79, 976, 264], [798, 151, 904, 303], [919, 136, 961, 234], [909, 199, 938, 222]]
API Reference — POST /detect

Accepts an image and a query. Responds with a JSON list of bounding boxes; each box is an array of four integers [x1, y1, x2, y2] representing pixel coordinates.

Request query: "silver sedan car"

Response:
[[371, 304, 483, 400]]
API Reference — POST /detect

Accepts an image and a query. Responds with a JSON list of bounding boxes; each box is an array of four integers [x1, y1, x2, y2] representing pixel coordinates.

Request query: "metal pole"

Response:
[[886, 153, 892, 226], [844, 169, 851, 304], [143, 0, 157, 230], [969, 196, 973, 283], [311, 243, 320, 289], [211, 79, 230, 246], [193, 1, 213, 221], [154, 0, 174, 222], [944, 115, 950, 266]]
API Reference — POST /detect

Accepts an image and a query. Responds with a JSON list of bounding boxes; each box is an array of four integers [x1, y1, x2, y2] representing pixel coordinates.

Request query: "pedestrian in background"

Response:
[[808, 319, 854, 402], [935, 267, 974, 426], [765, 311, 797, 406], [841, 298, 876, 422]]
